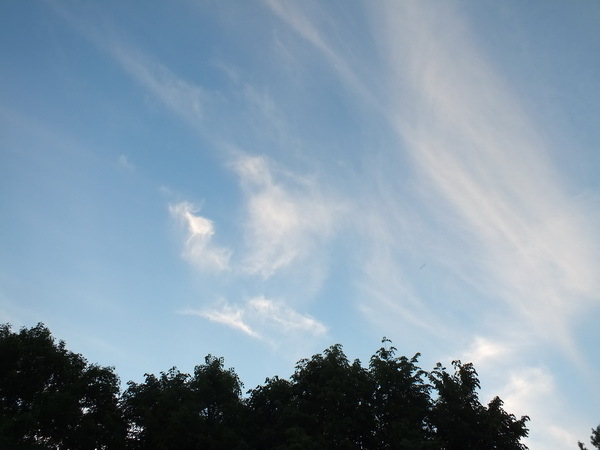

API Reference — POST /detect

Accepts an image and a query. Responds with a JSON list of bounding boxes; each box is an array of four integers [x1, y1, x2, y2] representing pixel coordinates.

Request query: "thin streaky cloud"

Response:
[[49, 3, 205, 132], [355, 212, 450, 341], [181, 304, 259, 338], [263, 0, 375, 105], [247, 296, 327, 335], [182, 296, 327, 342], [111, 44, 204, 129], [373, 1, 600, 348]]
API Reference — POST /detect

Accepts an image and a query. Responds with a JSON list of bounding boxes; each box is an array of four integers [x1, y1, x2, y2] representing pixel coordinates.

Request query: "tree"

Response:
[[0, 323, 126, 449], [429, 360, 529, 450], [2, 323, 532, 449], [249, 344, 376, 449], [121, 368, 194, 449], [289, 344, 375, 449], [121, 355, 249, 449], [189, 355, 249, 448], [368, 338, 434, 449], [246, 376, 295, 449], [246, 340, 530, 450], [578, 424, 600, 450]]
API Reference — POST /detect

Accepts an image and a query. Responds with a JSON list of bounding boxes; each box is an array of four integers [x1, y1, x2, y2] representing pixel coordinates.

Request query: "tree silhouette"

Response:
[[369, 339, 434, 448], [121, 355, 248, 449], [246, 376, 295, 448], [0, 323, 126, 449], [579, 424, 600, 450], [429, 360, 529, 450], [1, 323, 534, 449], [286, 344, 374, 449]]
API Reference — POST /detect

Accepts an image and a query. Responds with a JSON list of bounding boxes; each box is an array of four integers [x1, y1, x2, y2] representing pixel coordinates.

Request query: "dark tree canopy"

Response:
[[428, 360, 529, 450], [121, 355, 248, 450], [368, 339, 433, 449], [0, 323, 126, 449], [579, 424, 600, 450], [0, 324, 539, 449]]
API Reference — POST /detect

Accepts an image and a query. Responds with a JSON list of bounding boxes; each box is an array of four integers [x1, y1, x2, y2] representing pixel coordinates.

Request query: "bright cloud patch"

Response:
[[182, 296, 327, 342], [169, 202, 231, 271], [502, 367, 555, 416], [232, 153, 338, 278], [497, 366, 579, 449], [182, 302, 258, 338], [464, 336, 512, 367]]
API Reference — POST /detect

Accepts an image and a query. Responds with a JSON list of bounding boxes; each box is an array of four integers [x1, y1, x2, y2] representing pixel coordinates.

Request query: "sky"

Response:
[[1, 0, 599, 447]]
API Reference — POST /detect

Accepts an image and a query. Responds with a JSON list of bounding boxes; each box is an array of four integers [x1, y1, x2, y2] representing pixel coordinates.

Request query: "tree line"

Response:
[[0, 323, 594, 449]]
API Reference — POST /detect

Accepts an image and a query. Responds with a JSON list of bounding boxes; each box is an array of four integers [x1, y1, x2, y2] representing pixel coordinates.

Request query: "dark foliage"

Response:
[[0, 323, 126, 449], [121, 355, 249, 450], [579, 424, 600, 450], [428, 360, 529, 450], [1, 324, 534, 449]]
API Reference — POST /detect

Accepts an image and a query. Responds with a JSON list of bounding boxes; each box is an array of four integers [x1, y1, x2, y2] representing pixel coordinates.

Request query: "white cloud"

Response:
[[464, 336, 512, 368], [247, 296, 327, 335], [181, 302, 258, 338], [169, 202, 231, 271], [181, 295, 327, 343], [371, 0, 600, 348], [502, 367, 555, 416], [232, 153, 338, 278]]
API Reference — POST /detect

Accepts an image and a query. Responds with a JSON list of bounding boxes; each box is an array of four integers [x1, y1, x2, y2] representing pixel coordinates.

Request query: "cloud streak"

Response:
[[111, 44, 204, 129], [263, 0, 374, 103], [49, 2, 206, 133], [181, 296, 327, 343], [371, 1, 600, 347]]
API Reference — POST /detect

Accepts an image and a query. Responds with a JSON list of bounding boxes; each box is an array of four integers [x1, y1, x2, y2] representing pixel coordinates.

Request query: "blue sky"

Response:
[[1, 1, 599, 447]]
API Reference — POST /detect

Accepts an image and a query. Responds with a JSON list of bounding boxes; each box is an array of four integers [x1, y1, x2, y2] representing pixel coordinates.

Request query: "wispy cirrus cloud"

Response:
[[49, 2, 205, 132], [181, 296, 327, 343], [232, 153, 339, 279], [181, 301, 258, 338], [265, 0, 600, 347], [371, 1, 600, 347], [169, 202, 231, 272], [263, 0, 373, 102], [111, 44, 204, 129]]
